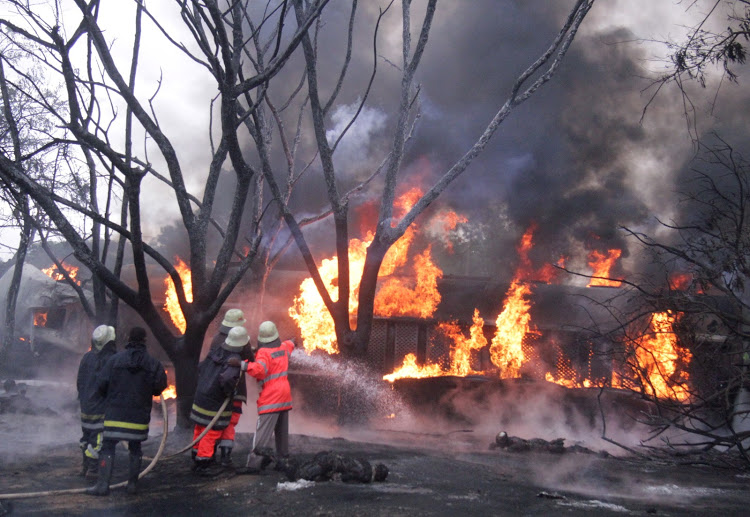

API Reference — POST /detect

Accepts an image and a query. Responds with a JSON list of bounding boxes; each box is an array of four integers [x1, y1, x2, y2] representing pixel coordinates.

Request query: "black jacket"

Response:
[[76, 341, 116, 428], [209, 328, 250, 411], [190, 345, 242, 428], [97, 341, 167, 441]]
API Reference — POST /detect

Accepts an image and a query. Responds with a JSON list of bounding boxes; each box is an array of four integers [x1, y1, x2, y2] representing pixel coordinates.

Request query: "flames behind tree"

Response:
[[289, 187, 445, 354], [163, 257, 193, 334], [586, 249, 623, 287], [42, 263, 80, 285]]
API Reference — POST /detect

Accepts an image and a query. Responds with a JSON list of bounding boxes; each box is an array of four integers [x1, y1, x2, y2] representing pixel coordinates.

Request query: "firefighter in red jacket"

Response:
[[230, 320, 296, 471]]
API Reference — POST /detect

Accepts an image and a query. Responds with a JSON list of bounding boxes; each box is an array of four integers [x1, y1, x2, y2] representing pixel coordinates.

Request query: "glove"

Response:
[[227, 357, 242, 368], [241, 360, 248, 370]]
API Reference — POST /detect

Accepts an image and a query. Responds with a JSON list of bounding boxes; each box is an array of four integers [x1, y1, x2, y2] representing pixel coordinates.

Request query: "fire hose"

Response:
[[0, 392, 232, 501]]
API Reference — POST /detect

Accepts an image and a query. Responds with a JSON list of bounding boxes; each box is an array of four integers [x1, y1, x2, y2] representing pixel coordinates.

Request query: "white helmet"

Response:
[[224, 326, 250, 350], [257, 321, 279, 344], [221, 308, 246, 328], [92, 325, 116, 350]]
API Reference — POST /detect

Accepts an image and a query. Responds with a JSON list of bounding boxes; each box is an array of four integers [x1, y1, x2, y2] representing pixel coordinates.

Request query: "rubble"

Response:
[[244, 449, 390, 483]]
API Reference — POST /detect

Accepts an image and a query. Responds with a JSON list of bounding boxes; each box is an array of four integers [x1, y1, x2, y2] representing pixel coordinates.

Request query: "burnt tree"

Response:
[[607, 137, 750, 462], [269, 0, 597, 358], [0, 0, 329, 426]]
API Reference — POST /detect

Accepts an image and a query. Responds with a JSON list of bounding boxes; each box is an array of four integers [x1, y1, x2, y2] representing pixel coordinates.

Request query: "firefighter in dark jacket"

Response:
[[190, 325, 249, 474], [206, 308, 254, 466], [76, 325, 117, 478], [86, 326, 167, 496], [230, 320, 296, 471]]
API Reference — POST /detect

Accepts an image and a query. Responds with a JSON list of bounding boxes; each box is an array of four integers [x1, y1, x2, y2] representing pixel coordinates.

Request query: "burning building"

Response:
[[284, 203, 739, 429], [0, 264, 93, 377]]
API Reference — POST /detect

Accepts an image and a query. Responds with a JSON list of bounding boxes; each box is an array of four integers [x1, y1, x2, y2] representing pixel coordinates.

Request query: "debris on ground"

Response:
[[489, 431, 605, 456], [286, 451, 389, 483]]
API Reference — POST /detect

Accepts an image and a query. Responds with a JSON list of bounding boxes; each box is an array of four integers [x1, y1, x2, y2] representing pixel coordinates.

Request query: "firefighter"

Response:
[[206, 308, 254, 467], [230, 320, 296, 472], [86, 326, 167, 496], [190, 325, 249, 475], [76, 325, 117, 478]]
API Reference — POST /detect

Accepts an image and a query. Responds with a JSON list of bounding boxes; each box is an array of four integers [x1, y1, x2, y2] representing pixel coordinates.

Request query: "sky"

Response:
[[2, 0, 749, 287]]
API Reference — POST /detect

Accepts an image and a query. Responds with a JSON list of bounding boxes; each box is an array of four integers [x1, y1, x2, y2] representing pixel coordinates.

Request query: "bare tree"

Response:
[[643, 0, 750, 137], [270, 0, 597, 357], [0, 0, 329, 426], [598, 136, 750, 464]]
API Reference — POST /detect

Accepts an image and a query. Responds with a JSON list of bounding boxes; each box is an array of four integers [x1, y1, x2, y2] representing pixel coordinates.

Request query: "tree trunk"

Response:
[[0, 200, 33, 368], [171, 341, 200, 429]]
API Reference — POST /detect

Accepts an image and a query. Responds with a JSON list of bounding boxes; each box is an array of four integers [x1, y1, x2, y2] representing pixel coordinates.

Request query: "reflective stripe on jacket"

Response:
[[97, 342, 168, 442], [246, 340, 294, 414], [77, 342, 116, 430], [209, 329, 249, 413], [190, 345, 242, 429]]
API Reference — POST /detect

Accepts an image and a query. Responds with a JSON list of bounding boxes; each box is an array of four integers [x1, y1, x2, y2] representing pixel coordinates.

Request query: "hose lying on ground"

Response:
[[0, 394, 169, 500], [0, 387, 235, 500]]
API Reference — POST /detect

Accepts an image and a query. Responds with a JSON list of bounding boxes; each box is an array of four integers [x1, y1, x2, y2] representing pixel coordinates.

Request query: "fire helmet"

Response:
[[224, 326, 250, 350], [221, 308, 246, 328], [92, 325, 116, 351], [257, 321, 279, 344]]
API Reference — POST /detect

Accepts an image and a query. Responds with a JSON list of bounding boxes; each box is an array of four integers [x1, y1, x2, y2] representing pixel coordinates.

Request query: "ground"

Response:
[[2, 381, 750, 516]]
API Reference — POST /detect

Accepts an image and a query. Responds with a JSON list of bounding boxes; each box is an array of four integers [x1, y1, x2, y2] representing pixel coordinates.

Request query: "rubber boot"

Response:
[[79, 449, 88, 477], [193, 457, 221, 477], [86, 454, 114, 496], [86, 456, 99, 478], [219, 446, 233, 467], [127, 453, 142, 495]]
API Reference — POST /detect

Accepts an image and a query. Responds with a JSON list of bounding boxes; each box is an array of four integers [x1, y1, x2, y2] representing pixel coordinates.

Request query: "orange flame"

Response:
[[587, 249, 622, 287], [154, 382, 177, 401], [33, 311, 48, 327], [289, 188, 453, 355], [383, 353, 444, 382], [487, 225, 547, 378], [668, 272, 702, 293], [42, 264, 80, 285], [489, 280, 535, 378], [162, 384, 177, 400], [163, 257, 193, 334], [630, 311, 691, 401], [385, 309, 488, 382]]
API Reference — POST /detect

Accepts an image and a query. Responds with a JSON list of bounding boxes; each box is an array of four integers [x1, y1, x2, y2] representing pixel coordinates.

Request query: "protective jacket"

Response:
[[77, 341, 116, 431], [97, 341, 167, 442], [209, 328, 251, 413], [190, 345, 242, 429], [245, 338, 294, 415]]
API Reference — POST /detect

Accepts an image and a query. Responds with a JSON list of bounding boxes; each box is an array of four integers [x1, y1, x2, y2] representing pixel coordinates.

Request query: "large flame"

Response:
[[42, 263, 80, 285], [289, 187, 449, 354], [163, 257, 193, 334], [489, 280, 535, 379], [630, 311, 692, 401], [587, 249, 622, 287], [383, 309, 487, 381]]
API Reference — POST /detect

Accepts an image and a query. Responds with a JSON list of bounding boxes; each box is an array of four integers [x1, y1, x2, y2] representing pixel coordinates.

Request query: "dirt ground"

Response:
[[3, 381, 750, 516]]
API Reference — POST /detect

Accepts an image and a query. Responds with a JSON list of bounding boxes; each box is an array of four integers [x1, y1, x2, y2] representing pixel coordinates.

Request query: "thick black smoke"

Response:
[[200, 1, 750, 285]]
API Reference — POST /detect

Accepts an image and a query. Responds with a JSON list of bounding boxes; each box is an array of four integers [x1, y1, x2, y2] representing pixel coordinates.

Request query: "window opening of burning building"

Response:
[[0, 264, 94, 378]]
